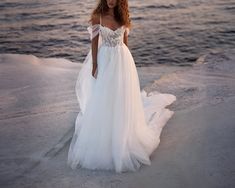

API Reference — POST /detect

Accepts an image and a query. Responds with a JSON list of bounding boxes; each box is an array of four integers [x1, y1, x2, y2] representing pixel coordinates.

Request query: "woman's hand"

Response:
[[92, 63, 98, 78]]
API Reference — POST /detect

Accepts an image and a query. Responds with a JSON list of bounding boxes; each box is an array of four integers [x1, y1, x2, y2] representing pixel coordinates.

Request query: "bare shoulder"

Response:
[[126, 25, 131, 30], [91, 13, 100, 25], [124, 26, 130, 35]]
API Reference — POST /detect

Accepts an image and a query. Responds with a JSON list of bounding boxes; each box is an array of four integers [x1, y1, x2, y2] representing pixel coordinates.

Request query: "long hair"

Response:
[[89, 0, 131, 28]]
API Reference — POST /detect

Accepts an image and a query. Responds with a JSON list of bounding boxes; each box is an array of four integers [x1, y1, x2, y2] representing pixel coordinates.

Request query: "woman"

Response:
[[67, 0, 176, 173]]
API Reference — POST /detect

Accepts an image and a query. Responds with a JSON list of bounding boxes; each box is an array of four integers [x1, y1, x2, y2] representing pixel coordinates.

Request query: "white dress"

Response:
[[67, 18, 176, 173]]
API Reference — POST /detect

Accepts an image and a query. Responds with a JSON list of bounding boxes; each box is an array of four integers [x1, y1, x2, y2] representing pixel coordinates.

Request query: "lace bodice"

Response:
[[100, 25, 126, 47], [87, 24, 130, 47]]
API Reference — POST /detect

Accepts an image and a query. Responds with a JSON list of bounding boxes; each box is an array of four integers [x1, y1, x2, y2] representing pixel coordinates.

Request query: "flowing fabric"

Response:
[[67, 23, 176, 173]]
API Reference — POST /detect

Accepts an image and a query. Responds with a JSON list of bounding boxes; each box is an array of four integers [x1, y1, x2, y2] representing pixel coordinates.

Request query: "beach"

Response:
[[0, 50, 234, 188], [1, 0, 235, 187]]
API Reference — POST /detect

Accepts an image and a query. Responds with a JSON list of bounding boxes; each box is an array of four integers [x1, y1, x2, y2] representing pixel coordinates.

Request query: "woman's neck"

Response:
[[107, 8, 114, 16]]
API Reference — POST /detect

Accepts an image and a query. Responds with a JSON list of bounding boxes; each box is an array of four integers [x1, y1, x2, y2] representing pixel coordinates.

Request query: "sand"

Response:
[[0, 51, 234, 188]]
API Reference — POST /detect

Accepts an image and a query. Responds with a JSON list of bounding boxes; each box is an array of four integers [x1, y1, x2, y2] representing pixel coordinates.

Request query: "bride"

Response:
[[67, 0, 176, 173]]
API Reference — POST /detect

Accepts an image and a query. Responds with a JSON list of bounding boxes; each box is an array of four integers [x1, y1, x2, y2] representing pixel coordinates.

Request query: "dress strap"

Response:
[[100, 14, 102, 25]]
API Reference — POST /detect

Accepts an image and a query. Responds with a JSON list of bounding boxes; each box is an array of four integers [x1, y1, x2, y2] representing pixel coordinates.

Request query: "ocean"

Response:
[[0, 0, 234, 66]]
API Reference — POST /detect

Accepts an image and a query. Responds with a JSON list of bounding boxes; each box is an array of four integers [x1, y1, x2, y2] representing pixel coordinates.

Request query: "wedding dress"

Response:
[[67, 16, 176, 173]]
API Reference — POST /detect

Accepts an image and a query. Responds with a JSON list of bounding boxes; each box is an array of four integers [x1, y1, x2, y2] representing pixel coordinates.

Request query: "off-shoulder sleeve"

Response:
[[87, 24, 100, 40]]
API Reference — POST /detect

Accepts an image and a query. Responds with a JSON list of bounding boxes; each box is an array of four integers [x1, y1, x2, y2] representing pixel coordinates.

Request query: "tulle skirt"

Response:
[[67, 44, 176, 173]]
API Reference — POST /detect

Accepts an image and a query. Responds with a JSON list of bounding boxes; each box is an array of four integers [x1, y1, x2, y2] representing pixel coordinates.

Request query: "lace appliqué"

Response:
[[87, 24, 130, 47]]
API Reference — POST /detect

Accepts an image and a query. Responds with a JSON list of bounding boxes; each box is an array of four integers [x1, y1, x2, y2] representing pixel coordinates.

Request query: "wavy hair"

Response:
[[89, 0, 131, 28]]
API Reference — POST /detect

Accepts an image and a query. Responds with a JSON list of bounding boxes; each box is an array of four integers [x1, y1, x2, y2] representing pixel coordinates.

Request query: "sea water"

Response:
[[0, 0, 234, 66]]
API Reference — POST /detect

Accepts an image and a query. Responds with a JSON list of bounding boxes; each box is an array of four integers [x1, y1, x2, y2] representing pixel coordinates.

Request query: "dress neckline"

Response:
[[100, 24, 124, 32], [99, 15, 124, 32]]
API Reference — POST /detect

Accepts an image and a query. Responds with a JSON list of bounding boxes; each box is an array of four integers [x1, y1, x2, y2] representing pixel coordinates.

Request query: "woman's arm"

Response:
[[91, 14, 100, 78], [123, 28, 128, 46]]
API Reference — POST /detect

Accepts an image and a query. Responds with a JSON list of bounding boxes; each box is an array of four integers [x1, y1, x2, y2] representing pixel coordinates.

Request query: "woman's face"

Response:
[[106, 0, 117, 9]]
